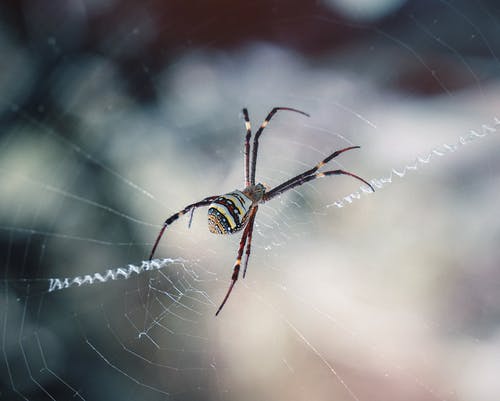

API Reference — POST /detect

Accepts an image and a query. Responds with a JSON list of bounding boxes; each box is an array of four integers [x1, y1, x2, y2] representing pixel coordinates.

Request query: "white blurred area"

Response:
[[1, 3, 500, 401], [323, 0, 408, 21]]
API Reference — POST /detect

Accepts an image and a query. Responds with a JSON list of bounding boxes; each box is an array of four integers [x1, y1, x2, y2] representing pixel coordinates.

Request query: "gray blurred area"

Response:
[[1, 1, 500, 400]]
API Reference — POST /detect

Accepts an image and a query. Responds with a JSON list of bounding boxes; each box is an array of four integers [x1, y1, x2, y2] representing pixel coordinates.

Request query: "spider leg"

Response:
[[264, 169, 374, 202], [250, 107, 310, 185], [242, 206, 258, 278], [242, 108, 252, 187], [215, 207, 257, 316], [188, 207, 195, 228], [263, 146, 361, 199], [149, 195, 219, 261]]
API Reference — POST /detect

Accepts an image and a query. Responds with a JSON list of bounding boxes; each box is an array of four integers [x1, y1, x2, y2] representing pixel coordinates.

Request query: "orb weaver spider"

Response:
[[149, 107, 374, 315]]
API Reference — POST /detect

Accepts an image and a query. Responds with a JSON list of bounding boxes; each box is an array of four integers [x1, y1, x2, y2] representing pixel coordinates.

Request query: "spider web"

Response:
[[1, 1, 500, 400]]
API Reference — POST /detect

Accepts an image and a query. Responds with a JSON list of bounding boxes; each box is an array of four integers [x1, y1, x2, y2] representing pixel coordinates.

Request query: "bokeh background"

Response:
[[1, 1, 500, 400]]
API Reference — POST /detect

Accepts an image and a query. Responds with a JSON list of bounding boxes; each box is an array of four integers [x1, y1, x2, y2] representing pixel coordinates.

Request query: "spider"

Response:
[[149, 107, 374, 316]]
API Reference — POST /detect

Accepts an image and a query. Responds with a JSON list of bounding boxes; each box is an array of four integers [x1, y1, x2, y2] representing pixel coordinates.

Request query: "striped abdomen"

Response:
[[208, 190, 253, 234]]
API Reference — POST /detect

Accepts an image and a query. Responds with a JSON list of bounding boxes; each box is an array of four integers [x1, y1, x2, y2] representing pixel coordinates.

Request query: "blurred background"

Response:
[[1, 0, 500, 400]]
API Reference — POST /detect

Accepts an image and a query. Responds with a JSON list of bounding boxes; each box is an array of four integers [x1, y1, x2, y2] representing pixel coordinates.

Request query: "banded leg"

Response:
[[149, 195, 219, 260], [263, 146, 361, 200], [265, 169, 374, 202], [215, 207, 256, 316], [250, 107, 310, 185], [242, 206, 258, 278], [242, 108, 252, 187]]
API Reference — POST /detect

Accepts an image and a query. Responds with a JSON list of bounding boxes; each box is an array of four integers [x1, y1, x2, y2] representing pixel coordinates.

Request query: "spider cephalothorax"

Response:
[[243, 183, 266, 202], [149, 107, 374, 315]]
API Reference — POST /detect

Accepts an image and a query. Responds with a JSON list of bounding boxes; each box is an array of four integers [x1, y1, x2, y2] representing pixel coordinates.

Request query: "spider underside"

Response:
[[149, 107, 374, 316]]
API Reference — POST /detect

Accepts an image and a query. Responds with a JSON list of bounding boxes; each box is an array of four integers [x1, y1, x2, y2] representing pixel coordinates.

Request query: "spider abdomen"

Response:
[[208, 190, 253, 235]]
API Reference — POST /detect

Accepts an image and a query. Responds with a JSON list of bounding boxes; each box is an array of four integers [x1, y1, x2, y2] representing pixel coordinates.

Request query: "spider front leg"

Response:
[[263, 146, 374, 201], [250, 107, 310, 185], [215, 206, 257, 316], [242, 108, 252, 187], [265, 169, 374, 202]]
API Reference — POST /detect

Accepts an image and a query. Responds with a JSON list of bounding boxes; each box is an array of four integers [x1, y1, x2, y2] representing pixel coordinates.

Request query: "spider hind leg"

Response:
[[242, 206, 258, 278], [149, 195, 218, 261], [215, 206, 257, 316]]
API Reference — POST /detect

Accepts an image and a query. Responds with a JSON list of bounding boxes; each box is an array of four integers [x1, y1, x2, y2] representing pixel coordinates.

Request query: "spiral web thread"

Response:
[[47, 258, 186, 292], [328, 116, 500, 208]]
